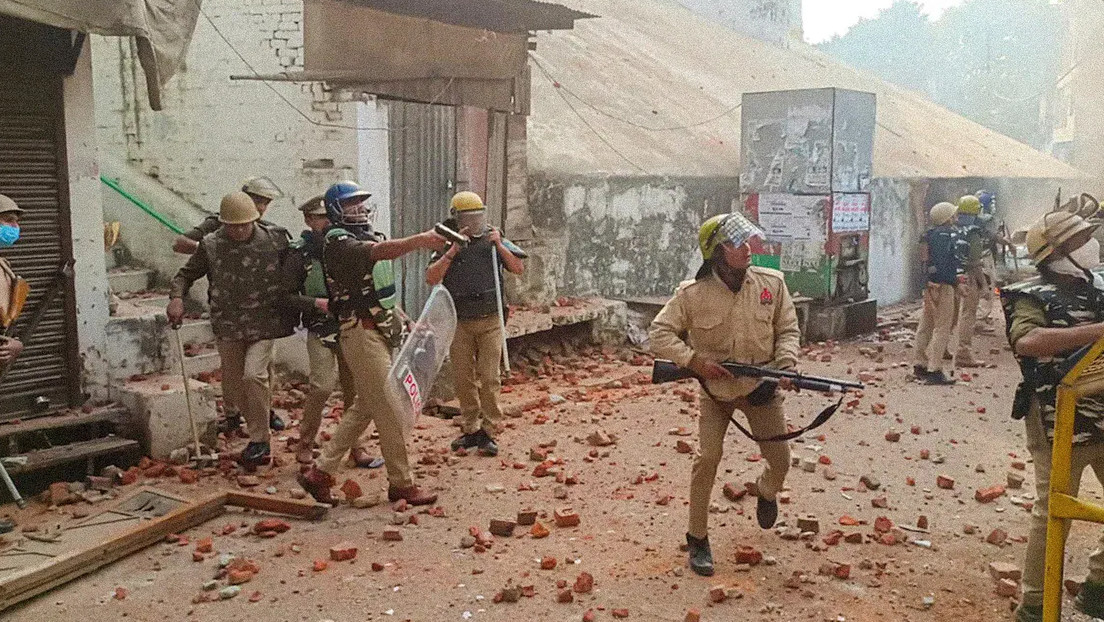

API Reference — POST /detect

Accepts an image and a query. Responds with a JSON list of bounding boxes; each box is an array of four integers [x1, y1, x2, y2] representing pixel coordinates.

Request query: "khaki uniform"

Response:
[[649, 267, 800, 539], [451, 316, 504, 435], [1003, 275, 1104, 606], [954, 224, 996, 364], [913, 224, 965, 373], [316, 229, 414, 487], [0, 258, 17, 328], [170, 223, 295, 443]]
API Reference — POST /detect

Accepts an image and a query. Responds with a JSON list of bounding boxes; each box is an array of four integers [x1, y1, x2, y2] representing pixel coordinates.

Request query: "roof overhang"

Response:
[[0, 1, 200, 110], [293, 0, 592, 111]]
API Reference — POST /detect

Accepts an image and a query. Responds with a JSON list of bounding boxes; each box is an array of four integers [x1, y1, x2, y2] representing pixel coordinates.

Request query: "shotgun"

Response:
[[652, 359, 863, 393]]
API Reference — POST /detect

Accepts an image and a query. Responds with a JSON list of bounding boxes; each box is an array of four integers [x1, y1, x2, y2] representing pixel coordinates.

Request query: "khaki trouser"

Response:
[[955, 267, 985, 362], [217, 339, 274, 444], [1021, 406, 1104, 606], [451, 315, 504, 435], [689, 394, 791, 539], [913, 283, 960, 373], [299, 333, 358, 447], [318, 323, 413, 487]]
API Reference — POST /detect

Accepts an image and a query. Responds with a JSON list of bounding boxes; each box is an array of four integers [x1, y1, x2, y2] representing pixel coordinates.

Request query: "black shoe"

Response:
[[219, 411, 244, 434], [475, 430, 499, 457], [912, 365, 928, 379], [756, 495, 779, 529], [925, 371, 956, 386], [685, 533, 714, 577], [0, 519, 14, 535], [241, 441, 271, 467], [1076, 580, 1104, 618], [450, 432, 481, 452], [269, 410, 286, 431]]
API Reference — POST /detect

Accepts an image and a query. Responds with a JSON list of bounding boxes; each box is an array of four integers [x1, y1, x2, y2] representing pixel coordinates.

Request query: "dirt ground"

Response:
[[4, 309, 1104, 622]]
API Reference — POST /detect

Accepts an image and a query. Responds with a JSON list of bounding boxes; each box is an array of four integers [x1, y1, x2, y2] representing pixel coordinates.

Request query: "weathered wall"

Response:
[[522, 175, 740, 303], [66, 41, 113, 398], [866, 178, 920, 306], [90, 0, 376, 238]]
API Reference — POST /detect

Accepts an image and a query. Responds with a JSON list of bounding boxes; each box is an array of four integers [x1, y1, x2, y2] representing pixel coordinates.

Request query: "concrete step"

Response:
[[115, 373, 218, 460], [108, 267, 154, 295], [5, 436, 140, 476]]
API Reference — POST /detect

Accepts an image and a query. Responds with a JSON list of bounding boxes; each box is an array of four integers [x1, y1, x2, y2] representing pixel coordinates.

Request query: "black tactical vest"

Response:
[[442, 237, 502, 320], [1001, 272, 1104, 445]]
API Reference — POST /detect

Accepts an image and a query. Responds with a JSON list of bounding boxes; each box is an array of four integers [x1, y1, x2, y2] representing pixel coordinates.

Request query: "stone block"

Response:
[[116, 374, 218, 460]]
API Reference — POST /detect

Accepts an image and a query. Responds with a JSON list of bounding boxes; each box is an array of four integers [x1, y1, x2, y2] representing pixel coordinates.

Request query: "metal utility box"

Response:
[[739, 88, 877, 339]]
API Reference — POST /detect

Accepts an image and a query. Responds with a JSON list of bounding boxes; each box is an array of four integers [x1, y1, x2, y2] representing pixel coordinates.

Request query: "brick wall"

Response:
[[91, 0, 379, 235]]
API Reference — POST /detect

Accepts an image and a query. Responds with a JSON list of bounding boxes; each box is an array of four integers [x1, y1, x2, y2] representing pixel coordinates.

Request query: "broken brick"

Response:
[[541, 557, 558, 570], [734, 546, 762, 565], [1007, 472, 1025, 489], [987, 529, 1008, 546], [227, 568, 254, 585], [884, 430, 900, 442], [252, 519, 290, 535], [612, 608, 629, 618], [796, 515, 820, 533], [517, 510, 538, 526], [531, 522, 550, 538], [574, 572, 594, 594], [340, 479, 363, 501], [685, 609, 702, 622], [312, 560, 328, 572], [936, 475, 955, 490], [709, 585, 728, 603], [557, 589, 574, 603], [554, 507, 580, 528], [178, 468, 198, 484], [722, 482, 747, 502], [381, 529, 403, 542], [975, 485, 1006, 503], [874, 516, 893, 533], [489, 519, 517, 537], [917, 515, 929, 530], [989, 562, 1022, 582], [675, 440, 693, 454], [871, 496, 888, 509], [195, 537, 213, 554], [997, 578, 1019, 598], [860, 474, 881, 491], [844, 532, 864, 544], [329, 542, 358, 562]]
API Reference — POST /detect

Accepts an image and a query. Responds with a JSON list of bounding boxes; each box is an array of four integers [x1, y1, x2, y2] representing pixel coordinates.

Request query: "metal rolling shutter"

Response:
[[0, 71, 80, 420]]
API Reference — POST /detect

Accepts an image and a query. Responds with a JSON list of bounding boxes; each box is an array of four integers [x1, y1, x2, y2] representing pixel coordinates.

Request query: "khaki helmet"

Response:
[[1025, 211, 1099, 264], [241, 176, 284, 201], [0, 194, 24, 215], [297, 195, 326, 216], [698, 213, 764, 261], [450, 191, 485, 213], [929, 202, 957, 226], [957, 195, 982, 216], [219, 191, 260, 224]]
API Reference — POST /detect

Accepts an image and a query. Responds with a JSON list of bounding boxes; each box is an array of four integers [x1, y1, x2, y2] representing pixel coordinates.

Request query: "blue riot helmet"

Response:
[[323, 181, 372, 227]]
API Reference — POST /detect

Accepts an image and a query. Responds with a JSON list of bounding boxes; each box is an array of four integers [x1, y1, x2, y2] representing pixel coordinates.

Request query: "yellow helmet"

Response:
[[957, 195, 982, 216], [450, 191, 485, 213], [241, 176, 284, 201], [219, 191, 260, 224], [929, 202, 957, 226], [699, 213, 763, 261], [1025, 211, 1099, 264]]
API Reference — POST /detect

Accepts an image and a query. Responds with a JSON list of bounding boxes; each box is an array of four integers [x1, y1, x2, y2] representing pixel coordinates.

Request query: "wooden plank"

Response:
[[0, 492, 227, 611], [6, 437, 139, 475], [224, 491, 328, 521], [0, 406, 127, 439]]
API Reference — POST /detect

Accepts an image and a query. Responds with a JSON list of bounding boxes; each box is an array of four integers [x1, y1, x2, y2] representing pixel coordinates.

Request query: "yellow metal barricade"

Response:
[[1044, 336, 1104, 622]]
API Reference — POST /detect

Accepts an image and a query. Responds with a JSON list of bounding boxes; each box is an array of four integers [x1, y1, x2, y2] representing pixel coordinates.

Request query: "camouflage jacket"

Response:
[[170, 223, 297, 341], [1001, 271, 1104, 445]]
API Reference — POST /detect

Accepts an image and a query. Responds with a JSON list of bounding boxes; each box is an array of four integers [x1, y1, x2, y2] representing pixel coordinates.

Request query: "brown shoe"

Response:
[[351, 446, 384, 469], [388, 485, 437, 506], [297, 467, 336, 505]]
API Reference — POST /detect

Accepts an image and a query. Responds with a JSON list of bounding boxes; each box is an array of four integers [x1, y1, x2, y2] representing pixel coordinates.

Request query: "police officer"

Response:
[[912, 202, 965, 385], [0, 195, 25, 367], [649, 213, 800, 577], [298, 181, 445, 506], [282, 196, 381, 467], [426, 192, 524, 458], [173, 176, 284, 255], [1003, 212, 1104, 622], [953, 195, 998, 367], [167, 192, 296, 469]]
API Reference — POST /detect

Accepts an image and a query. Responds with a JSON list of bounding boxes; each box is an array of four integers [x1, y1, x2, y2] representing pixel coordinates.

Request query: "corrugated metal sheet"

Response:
[[0, 67, 80, 420], [388, 101, 457, 316]]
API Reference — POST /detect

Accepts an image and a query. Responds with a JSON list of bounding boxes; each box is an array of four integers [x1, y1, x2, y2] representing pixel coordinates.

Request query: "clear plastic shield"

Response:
[[387, 285, 457, 437]]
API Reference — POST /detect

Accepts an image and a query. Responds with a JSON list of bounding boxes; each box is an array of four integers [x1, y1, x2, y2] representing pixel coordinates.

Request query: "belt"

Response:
[[360, 317, 377, 330]]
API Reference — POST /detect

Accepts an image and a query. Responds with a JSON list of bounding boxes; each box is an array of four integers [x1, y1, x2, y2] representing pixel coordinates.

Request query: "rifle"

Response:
[[651, 359, 863, 443], [652, 359, 863, 394]]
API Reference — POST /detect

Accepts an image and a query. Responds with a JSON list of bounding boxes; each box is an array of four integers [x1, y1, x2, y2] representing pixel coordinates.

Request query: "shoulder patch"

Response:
[[748, 265, 786, 282]]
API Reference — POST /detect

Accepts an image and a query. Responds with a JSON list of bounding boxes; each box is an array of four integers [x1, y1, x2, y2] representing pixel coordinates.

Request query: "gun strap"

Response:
[[702, 383, 844, 443]]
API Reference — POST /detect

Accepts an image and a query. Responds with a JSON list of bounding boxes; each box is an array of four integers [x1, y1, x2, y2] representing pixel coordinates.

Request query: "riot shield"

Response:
[[387, 285, 457, 437]]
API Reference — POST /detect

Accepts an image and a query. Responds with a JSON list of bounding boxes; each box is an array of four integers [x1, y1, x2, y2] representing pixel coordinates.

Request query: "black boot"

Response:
[[685, 533, 714, 577], [219, 411, 244, 435], [475, 429, 499, 457], [450, 432, 481, 452], [1076, 580, 1104, 618], [269, 410, 286, 431], [756, 495, 779, 529], [241, 441, 271, 469]]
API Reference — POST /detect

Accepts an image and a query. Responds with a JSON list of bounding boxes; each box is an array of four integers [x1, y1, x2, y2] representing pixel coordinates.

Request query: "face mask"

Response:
[[1068, 237, 1101, 271], [0, 225, 20, 247], [341, 199, 372, 226], [457, 211, 487, 236]]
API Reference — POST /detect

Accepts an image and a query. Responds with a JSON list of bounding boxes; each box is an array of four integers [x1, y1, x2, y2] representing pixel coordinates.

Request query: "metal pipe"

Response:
[[99, 175, 186, 235]]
